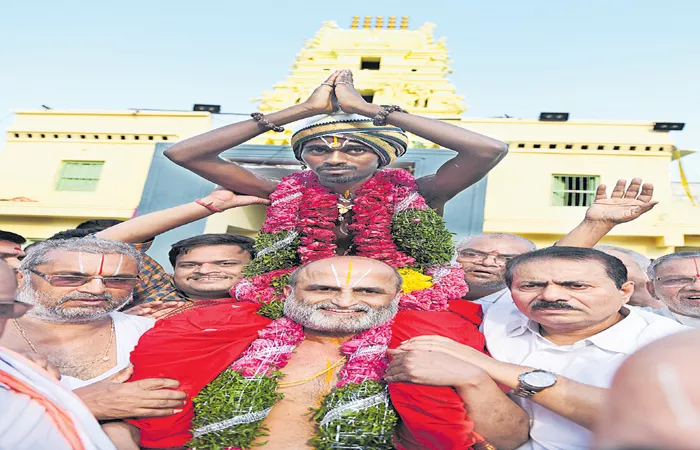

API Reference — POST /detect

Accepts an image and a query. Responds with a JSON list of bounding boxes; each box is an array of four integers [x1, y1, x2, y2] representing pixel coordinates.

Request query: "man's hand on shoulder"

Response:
[[124, 300, 188, 321], [385, 347, 490, 388], [74, 365, 187, 420]]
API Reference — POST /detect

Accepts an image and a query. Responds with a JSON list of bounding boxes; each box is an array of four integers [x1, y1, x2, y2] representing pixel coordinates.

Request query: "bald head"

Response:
[[594, 330, 700, 449], [457, 234, 536, 298], [284, 257, 402, 334]]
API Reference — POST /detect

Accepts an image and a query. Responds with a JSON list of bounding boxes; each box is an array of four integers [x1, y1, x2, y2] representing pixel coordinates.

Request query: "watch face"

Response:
[[522, 371, 557, 389]]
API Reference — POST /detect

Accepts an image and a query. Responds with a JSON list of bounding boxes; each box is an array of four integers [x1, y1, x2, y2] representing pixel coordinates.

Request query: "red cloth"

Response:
[[390, 301, 487, 450], [128, 300, 487, 449], [127, 301, 270, 448]]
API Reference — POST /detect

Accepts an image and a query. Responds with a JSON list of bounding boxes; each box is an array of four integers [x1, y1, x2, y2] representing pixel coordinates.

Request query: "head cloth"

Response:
[[291, 112, 409, 167]]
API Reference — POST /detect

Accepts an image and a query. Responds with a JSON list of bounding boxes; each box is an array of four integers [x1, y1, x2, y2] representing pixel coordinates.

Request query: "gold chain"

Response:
[[277, 357, 347, 389], [12, 317, 115, 368]]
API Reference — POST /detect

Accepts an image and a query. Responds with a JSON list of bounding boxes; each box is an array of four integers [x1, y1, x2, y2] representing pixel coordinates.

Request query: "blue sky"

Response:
[[1, 0, 698, 175]]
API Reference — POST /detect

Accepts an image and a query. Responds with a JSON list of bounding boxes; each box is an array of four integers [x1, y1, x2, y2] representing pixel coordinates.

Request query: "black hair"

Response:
[[504, 246, 628, 289], [0, 230, 26, 245], [75, 219, 123, 231], [47, 229, 94, 240], [169, 233, 255, 267]]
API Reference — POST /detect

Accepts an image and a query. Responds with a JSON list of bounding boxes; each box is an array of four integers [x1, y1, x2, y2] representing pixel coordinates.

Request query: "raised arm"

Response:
[[96, 189, 269, 244], [333, 70, 508, 209], [163, 71, 343, 198], [556, 178, 658, 248]]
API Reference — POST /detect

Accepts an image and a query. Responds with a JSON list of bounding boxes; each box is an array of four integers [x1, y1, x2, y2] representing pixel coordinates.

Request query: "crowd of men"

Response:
[[1, 70, 699, 450]]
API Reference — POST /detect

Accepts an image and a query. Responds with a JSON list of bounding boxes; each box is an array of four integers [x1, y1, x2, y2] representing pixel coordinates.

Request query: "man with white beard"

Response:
[[0, 237, 189, 429]]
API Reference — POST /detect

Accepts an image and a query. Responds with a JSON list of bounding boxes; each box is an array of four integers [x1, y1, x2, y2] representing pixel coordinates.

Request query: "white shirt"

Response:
[[654, 307, 700, 328], [483, 303, 690, 450], [60, 312, 154, 390], [473, 288, 513, 313], [0, 348, 116, 450]]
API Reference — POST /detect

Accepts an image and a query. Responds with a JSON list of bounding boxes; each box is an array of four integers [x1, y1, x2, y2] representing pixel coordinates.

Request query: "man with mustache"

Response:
[[646, 251, 700, 327], [0, 237, 188, 426], [394, 247, 688, 449]]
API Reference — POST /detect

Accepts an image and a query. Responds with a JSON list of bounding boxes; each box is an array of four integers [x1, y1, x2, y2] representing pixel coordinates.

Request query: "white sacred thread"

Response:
[[256, 231, 299, 258], [349, 345, 387, 359], [193, 407, 273, 437], [657, 363, 700, 429], [394, 191, 419, 214], [113, 254, 124, 276], [351, 268, 372, 287], [331, 264, 341, 287], [271, 191, 303, 206], [319, 391, 390, 427]]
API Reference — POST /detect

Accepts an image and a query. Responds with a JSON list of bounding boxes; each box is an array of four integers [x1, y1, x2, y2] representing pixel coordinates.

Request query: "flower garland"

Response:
[[189, 318, 397, 450], [231, 169, 467, 312], [190, 168, 469, 449]]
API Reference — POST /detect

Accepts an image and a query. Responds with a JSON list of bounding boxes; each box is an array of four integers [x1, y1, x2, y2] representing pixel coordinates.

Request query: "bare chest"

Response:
[[254, 342, 344, 449], [1, 322, 117, 381]]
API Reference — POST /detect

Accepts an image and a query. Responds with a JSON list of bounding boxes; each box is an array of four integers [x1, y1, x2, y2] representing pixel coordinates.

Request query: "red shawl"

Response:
[[127, 299, 487, 449]]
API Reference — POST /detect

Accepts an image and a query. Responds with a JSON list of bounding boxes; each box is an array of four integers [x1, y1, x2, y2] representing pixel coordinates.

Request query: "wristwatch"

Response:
[[513, 369, 557, 398]]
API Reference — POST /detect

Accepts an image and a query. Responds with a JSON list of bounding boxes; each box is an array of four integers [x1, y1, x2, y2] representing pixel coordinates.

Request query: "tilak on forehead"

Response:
[[329, 262, 373, 288], [291, 113, 409, 167], [77, 251, 124, 276]]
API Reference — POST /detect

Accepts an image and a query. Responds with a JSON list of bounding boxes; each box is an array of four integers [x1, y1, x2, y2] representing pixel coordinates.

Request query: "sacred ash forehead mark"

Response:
[[77, 251, 124, 276], [330, 262, 373, 288]]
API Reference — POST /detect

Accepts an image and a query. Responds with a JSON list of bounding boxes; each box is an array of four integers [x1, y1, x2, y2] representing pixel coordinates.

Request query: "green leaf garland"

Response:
[[392, 209, 455, 267], [311, 381, 398, 450], [188, 370, 283, 450], [244, 232, 301, 277]]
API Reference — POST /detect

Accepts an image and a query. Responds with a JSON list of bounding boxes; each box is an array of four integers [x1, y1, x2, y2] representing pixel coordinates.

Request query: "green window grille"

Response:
[[55, 161, 105, 192], [552, 175, 599, 207]]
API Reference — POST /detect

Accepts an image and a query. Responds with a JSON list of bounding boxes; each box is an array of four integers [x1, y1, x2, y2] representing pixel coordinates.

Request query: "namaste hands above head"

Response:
[[301, 69, 375, 116]]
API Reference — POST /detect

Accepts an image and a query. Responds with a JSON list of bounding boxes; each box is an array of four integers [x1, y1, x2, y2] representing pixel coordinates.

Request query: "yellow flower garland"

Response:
[[398, 268, 434, 293]]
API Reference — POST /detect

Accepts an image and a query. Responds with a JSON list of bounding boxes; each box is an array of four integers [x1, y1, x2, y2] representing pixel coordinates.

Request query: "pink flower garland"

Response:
[[398, 265, 468, 312], [234, 267, 296, 304], [230, 317, 305, 377]]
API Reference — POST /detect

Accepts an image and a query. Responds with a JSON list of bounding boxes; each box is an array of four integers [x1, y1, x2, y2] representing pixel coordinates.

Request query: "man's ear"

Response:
[[283, 285, 292, 297]]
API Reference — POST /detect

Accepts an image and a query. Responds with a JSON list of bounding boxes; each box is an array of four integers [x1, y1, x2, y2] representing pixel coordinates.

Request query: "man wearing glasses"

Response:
[[456, 234, 536, 312], [0, 237, 188, 428], [0, 260, 119, 449], [647, 252, 700, 328]]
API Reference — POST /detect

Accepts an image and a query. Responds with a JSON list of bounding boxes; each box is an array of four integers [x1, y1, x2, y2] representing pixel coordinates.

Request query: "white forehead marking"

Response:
[[351, 268, 373, 287], [113, 254, 124, 276], [330, 264, 341, 287], [78, 251, 84, 273], [657, 363, 700, 429]]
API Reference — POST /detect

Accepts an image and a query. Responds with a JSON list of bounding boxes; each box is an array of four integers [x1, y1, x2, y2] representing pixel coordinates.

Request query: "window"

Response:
[[549, 144, 557, 149], [517, 143, 525, 148], [361, 91, 375, 103], [55, 161, 104, 192], [565, 144, 573, 149], [552, 175, 599, 207], [360, 57, 381, 70]]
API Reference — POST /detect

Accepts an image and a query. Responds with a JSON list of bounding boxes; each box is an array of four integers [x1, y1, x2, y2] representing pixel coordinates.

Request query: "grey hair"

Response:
[[19, 237, 142, 273], [289, 260, 404, 294], [457, 233, 537, 252], [647, 251, 700, 279], [596, 245, 652, 272]]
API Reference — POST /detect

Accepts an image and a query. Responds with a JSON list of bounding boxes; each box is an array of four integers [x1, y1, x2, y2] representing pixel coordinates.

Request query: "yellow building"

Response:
[[0, 16, 697, 259], [0, 110, 211, 241]]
